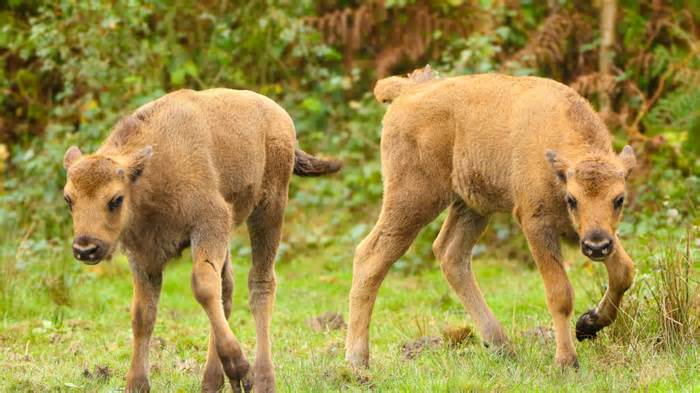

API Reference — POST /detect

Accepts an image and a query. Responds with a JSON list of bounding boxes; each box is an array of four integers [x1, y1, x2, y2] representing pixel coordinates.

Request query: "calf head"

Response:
[[63, 145, 153, 264], [546, 146, 636, 261]]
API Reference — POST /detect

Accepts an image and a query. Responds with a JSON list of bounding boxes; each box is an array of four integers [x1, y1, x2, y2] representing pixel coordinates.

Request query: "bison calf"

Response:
[[346, 70, 636, 369], [63, 89, 340, 392]]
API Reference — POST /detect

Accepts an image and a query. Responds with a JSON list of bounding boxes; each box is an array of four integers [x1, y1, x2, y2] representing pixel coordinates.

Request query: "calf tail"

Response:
[[373, 64, 437, 103], [373, 76, 414, 103], [293, 148, 342, 177]]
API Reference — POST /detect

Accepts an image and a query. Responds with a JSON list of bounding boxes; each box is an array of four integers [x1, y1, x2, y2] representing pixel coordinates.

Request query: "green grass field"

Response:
[[2, 230, 698, 392]]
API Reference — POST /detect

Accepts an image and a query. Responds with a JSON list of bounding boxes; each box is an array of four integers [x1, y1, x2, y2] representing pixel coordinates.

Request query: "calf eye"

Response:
[[64, 195, 73, 210], [108, 195, 124, 212], [613, 195, 625, 210], [565, 194, 577, 210]]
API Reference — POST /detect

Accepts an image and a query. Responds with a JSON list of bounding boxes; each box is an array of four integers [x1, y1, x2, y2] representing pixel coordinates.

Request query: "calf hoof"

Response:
[[221, 355, 251, 393], [493, 343, 517, 359], [345, 349, 369, 370], [201, 368, 224, 393], [555, 353, 580, 369], [252, 368, 275, 393], [239, 372, 253, 393], [576, 309, 604, 341], [126, 375, 150, 393], [483, 340, 516, 359]]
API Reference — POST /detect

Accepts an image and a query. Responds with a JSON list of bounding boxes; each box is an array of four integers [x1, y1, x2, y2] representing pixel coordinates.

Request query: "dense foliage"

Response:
[[0, 1, 697, 280]]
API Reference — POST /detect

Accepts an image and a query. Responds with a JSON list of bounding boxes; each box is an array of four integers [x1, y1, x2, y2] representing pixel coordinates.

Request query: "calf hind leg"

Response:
[[432, 201, 510, 351], [345, 185, 447, 368], [192, 233, 250, 392], [201, 251, 235, 392], [245, 196, 286, 393]]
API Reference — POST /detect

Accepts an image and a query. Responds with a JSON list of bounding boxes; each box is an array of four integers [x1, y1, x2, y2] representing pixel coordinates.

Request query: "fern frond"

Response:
[[643, 88, 700, 134]]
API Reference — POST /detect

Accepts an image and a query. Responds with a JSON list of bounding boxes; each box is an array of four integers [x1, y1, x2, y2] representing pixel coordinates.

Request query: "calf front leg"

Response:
[[126, 263, 162, 393], [192, 238, 250, 392], [576, 239, 635, 341], [523, 221, 578, 368]]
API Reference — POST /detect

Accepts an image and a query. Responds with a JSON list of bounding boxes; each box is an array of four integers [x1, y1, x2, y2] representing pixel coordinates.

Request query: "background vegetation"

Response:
[[1, 0, 698, 391]]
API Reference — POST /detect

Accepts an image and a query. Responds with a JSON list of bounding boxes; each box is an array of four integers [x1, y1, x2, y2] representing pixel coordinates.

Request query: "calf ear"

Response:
[[619, 145, 636, 178], [127, 145, 153, 182], [545, 149, 570, 183], [63, 146, 82, 169]]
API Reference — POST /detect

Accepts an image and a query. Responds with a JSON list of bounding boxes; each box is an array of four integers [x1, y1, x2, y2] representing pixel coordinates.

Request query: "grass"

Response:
[[1, 227, 698, 393]]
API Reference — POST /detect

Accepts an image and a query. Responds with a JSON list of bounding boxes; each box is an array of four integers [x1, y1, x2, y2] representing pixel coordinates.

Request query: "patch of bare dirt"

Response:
[[307, 312, 347, 332], [401, 336, 443, 360], [82, 365, 111, 382]]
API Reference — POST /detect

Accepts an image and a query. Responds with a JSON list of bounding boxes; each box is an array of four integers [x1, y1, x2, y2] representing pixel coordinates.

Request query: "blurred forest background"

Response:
[[0, 0, 699, 390], [1, 0, 698, 255]]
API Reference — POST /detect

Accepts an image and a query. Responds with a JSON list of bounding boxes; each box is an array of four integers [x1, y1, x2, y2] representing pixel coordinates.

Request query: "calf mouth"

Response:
[[76, 252, 104, 265], [74, 245, 114, 265], [581, 246, 613, 261], [586, 254, 609, 262]]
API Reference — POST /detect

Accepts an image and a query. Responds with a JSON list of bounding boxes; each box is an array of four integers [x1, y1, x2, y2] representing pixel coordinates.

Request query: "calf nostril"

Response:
[[581, 237, 614, 260], [73, 244, 98, 258], [584, 239, 611, 251]]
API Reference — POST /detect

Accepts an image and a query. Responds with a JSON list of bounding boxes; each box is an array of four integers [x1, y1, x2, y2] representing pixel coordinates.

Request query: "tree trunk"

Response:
[[599, 0, 617, 113]]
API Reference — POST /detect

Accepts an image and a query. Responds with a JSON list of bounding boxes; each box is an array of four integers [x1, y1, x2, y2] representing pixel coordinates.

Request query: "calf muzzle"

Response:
[[72, 235, 108, 264], [581, 230, 613, 261]]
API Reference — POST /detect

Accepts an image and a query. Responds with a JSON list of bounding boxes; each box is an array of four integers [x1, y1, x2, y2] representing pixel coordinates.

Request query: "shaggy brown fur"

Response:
[[345, 72, 636, 369], [63, 88, 340, 392]]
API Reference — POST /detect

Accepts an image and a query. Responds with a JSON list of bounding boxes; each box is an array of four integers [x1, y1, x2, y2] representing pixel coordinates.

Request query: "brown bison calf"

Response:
[[63, 89, 340, 392], [346, 71, 636, 369]]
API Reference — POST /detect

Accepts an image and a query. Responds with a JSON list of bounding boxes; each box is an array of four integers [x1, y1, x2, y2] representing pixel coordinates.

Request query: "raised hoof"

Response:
[[230, 376, 251, 393], [240, 372, 254, 393], [222, 356, 251, 393], [576, 309, 604, 341]]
